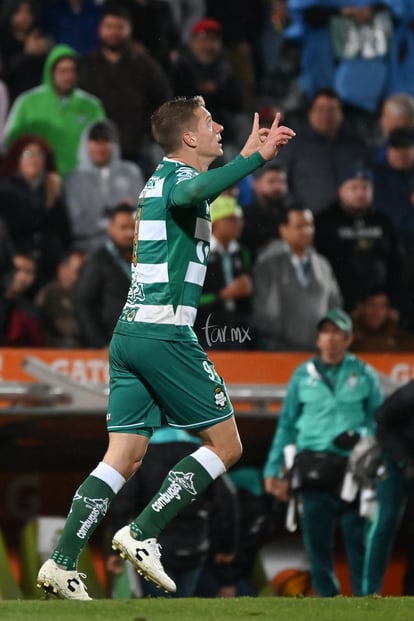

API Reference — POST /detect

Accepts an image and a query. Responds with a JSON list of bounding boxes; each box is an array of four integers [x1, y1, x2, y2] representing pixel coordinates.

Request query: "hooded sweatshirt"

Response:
[[63, 119, 145, 252], [4, 44, 105, 176]]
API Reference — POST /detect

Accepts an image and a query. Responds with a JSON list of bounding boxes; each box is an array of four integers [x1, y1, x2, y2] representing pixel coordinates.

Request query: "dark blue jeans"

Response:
[[299, 489, 367, 596]]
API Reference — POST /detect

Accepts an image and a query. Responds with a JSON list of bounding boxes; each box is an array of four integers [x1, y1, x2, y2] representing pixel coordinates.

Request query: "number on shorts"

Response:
[[202, 360, 216, 381]]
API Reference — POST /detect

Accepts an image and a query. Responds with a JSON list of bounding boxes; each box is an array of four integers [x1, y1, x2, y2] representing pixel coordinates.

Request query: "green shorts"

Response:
[[106, 333, 234, 436]]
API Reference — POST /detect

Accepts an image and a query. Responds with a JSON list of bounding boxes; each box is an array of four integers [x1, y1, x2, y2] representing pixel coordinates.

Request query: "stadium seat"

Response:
[[0, 528, 23, 599], [19, 517, 106, 598]]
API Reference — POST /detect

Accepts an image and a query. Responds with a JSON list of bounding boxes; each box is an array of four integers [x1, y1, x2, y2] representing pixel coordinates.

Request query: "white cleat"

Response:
[[112, 525, 176, 593], [37, 558, 92, 600]]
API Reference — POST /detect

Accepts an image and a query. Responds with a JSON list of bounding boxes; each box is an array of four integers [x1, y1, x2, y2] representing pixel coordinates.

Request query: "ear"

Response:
[[183, 132, 196, 148]]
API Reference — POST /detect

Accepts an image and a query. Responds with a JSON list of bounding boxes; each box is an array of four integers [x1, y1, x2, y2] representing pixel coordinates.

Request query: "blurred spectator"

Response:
[[373, 127, 414, 254], [330, 3, 393, 115], [39, 0, 103, 55], [263, 307, 383, 596], [35, 250, 85, 348], [0, 134, 72, 290], [286, 2, 395, 121], [0, 252, 45, 346], [0, 0, 50, 103], [78, 5, 171, 170], [163, 0, 206, 44], [350, 287, 414, 353], [388, 2, 414, 100], [111, 0, 180, 72], [64, 119, 145, 253], [207, 0, 267, 108], [314, 166, 402, 312], [252, 205, 342, 351], [74, 203, 134, 348], [241, 161, 293, 261], [283, 0, 335, 102], [259, 0, 289, 82], [171, 17, 243, 146], [375, 93, 414, 163], [194, 195, 253, 351], [276, 89, 369, 214], [3, 44, 106, 176], [106, 427, 238, 598]]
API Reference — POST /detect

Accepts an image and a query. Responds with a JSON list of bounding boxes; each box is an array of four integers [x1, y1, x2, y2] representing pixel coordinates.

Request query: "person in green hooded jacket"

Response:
[[3, 44, 105, 176], [263, 308, 383, 597]]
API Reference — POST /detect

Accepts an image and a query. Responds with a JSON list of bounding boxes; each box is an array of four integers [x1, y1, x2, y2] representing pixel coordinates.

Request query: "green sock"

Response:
[[52, 475, 115, 570], [130, 455, 214, 539]]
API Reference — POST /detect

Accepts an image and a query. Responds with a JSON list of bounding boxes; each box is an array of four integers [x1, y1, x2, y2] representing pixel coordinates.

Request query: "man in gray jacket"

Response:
[[252, 205, 342, 350], [64, 119, 145, 252]]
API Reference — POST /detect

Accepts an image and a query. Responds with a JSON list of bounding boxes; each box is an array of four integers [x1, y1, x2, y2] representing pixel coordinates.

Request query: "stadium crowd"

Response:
[[1, 0, 414, 600], [1, 0, 414, 352]]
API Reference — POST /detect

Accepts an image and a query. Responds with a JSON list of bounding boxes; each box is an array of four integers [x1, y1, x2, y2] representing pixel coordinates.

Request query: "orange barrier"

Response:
[[1, 347, 414, 388]]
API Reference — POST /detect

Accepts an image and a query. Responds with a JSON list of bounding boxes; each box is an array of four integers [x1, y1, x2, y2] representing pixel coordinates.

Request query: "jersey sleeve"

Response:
[[170, 152, 265, 207]]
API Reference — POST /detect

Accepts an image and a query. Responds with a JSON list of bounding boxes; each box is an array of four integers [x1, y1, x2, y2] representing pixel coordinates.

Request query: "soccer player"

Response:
[[37, 95, 296, 600]]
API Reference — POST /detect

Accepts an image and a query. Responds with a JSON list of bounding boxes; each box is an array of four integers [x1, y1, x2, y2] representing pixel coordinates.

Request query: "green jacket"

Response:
[[4, 44, 105, 176], [263, 353, 383, 478]]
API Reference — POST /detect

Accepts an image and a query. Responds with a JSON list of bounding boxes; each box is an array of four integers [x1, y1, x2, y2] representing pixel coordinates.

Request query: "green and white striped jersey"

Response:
[[116, 157, 211, 341]]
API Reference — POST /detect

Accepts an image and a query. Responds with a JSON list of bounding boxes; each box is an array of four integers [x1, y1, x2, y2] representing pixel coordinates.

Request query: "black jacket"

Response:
[[75, 244, 130, 348], [0, 174, 72, 287], [376, 380, 414, 468], [79, 46, 171, 161], [314, 202, 402, 310]]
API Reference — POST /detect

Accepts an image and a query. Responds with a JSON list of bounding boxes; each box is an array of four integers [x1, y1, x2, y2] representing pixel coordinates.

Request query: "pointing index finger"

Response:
[[252, 111, 259, 133], [272, 111, 281, 130]]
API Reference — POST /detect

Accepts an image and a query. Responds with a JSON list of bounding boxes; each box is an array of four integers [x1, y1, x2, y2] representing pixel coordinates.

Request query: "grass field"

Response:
[[1, 597, 414, 621]]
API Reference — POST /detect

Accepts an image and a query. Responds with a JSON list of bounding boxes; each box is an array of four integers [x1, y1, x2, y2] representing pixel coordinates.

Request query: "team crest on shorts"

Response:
[[214, 385, 227, 409]]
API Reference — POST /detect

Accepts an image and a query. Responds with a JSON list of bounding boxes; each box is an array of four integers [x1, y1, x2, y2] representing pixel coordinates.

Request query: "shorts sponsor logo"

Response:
[[74, 493, 109, 540], [151, 470, 196, 513]]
